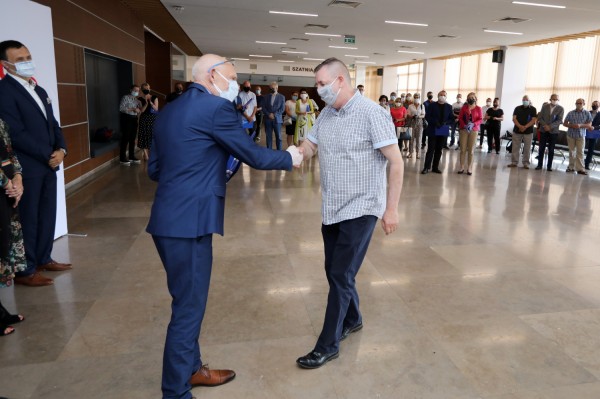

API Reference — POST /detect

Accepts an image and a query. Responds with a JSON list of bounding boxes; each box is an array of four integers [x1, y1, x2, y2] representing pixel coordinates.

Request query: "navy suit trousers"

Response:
[[16, 169, 57, 275], [264, 118, 282, 150], [315, 215, 377, 354], [153, 234, 213, 399]]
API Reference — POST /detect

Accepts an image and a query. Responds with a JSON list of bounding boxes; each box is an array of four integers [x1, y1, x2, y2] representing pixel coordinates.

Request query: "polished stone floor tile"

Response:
[[3, 148, 600, 398]]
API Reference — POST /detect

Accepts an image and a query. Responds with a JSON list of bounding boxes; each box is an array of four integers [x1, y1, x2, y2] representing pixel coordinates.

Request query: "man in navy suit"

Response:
[[422, 90, 455, 174], [262, 81, 285, 150], [147, 54, 302, 399], [0, 40, 71, 287]]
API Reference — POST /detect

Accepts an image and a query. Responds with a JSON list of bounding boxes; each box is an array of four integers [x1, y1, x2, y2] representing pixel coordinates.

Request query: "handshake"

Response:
[[286, 145, 305, 168]]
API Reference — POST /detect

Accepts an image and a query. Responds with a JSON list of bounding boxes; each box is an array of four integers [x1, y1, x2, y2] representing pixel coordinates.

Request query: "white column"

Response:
[[382, 67, 397, 97], [495, 46, 530, 134], [421, 59, 445, 97]]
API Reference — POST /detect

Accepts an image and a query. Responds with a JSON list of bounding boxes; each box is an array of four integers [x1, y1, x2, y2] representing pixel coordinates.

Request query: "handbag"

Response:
[[397, 126, 411, 140], [283, 115, 292, 126]]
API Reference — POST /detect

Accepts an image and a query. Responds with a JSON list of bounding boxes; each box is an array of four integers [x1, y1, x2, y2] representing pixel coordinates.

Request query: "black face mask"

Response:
[[593, 105, 599, 111], [142, 89, 150, 95], [467, 98, 475, 105], [270, 88, 276, 93], [176, 89, 183, 94], [243, 86, 251, 92], [427, 95, 433, 100], [493, 103, 499, 108]]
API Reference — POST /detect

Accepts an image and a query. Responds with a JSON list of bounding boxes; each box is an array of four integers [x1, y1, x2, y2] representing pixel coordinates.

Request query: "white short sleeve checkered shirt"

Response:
[[307, 91, 398, 225]]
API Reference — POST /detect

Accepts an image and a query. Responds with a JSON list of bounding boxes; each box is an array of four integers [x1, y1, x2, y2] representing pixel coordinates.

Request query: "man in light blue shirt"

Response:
[[563, 98, 593, 174], [296, 57, 404, 369]]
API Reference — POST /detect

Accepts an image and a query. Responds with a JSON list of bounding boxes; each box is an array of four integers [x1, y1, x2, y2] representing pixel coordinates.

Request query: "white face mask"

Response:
[[318, 77, 341, 106], [414, 98, 421, 104], [438, 96, 446, 103], [486, 101, 492, 106], [6, 60, 36, 78], [300, 93, 308, 100], [256, 89, 261, 95], [213, 70, 239, 102], [551, 99, 558, 105], [131, 91, 139, 97]]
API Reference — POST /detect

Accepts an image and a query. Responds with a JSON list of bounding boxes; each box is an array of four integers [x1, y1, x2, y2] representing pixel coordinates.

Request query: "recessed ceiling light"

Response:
[[512, 1, 565, 8], [277, 60, 295, 63], [256, 41, 287, 45], [329, 45, 357, 50], [385, 20, 428, 27], [483, 29, 523, 35], [397, 50, 425, 54], [231, 58, 249, 61], [305, 32, 343, 37], [304, 57, 325, 61], [269, 10, 319, 17], [356, 61, 376, 64], [249, 54, 273, 58], [345, 55, 369, 58], [282, 50, 308, 54], [394, 39, 427, 44]]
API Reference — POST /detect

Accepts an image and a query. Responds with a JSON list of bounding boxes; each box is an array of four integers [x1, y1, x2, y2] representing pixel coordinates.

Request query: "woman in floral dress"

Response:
[[0, 118, 26, 336]]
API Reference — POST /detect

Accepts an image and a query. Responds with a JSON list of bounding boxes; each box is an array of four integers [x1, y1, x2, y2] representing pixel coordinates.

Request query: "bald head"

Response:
[[191, 53, 238, 96], [315, 58, 351, 85]]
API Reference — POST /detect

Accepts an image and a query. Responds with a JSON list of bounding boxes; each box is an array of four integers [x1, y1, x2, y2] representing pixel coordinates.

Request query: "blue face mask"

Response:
[[6, 60, 36, 78], [317, 77, 341, 106], [292, 95, 298, 101], [213, 69, 239, 102]]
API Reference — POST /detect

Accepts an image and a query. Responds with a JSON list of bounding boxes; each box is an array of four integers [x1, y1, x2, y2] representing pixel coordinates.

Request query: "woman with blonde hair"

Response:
[[457, 92, 483, 175], [407, 93, 426, 159], [295, 88, 316, 144]]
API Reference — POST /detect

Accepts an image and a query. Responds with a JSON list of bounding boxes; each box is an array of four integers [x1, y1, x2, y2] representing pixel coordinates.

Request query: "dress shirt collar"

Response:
[[9, 72, 36, 88]]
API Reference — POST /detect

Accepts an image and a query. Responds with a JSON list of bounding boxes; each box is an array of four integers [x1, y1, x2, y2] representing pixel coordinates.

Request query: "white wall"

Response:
[[382, 67, 397, 97], [496, 46, 530, 134], [0, 0, 67, 239], [186, 57, 319, 81]]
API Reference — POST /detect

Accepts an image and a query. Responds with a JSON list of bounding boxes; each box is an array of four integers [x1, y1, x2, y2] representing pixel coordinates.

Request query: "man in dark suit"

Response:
[[536, 94, 564, 171], [262, 81, 285, 150], [422, 90, 454, 174], [0, 40, 71, 287], [147, 54, 302, 399]]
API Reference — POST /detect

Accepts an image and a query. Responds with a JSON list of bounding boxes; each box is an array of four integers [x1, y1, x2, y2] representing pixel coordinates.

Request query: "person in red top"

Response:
[[457, 92, 483, 175], [390, 98, 408, 151]]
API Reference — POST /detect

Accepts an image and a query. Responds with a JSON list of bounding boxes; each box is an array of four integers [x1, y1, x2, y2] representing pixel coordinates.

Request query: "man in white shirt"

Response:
[[237, 80, 257, 136], [449, 94, 463, 149], [479, 98, 492, 149]]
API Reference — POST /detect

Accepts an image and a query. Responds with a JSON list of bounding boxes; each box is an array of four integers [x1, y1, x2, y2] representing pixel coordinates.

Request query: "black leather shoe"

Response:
[[340, 322, 363, 341], [421, 169, 429, 174], [432, 169, 442, 174], [547, 168, 553, 172], [535, 166, 542, 170], [296, 350, 339, 369]]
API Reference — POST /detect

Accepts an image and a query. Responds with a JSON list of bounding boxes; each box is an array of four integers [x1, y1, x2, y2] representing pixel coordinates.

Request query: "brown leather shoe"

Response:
[[37, 260, 72, 272], [14, 272, 54, 287], [189, 365, 235, 387]]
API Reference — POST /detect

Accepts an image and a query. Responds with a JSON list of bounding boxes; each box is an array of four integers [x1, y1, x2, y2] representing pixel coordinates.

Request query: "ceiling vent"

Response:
[[305, 24, 330, 29], [398, 45, 416, 49], [438, 34, 459, 39], [494, 17, 531, 23], [373, 52, 385, 56], [328, 0, 362, 8], [281, 47, 297, 50], [290, 37, 310, 41]]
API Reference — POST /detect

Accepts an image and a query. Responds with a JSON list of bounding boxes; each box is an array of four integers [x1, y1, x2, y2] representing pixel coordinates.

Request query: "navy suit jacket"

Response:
[[591, 112, 600, 130], [0, 74, 66, 177], [146, 83, 292, 238], [424, 102, 454, 137], [263, 92, 285, 124]]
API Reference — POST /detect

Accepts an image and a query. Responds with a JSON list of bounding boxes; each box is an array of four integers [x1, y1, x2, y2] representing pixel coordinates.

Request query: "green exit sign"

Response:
[[344, 35, 355, 44]]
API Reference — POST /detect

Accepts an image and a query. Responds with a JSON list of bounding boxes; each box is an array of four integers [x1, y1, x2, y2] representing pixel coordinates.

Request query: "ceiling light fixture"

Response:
[[305, 32, 343, 37], [512, 1, 565, 8], [483, 29, 523, 35], [385, 20, 428, 27], [269, 10, 319, 17], [304, 57, 325, 61], [329, 45, 357, 50], [277, 60, 295, 63], [345, 55, 369, 58], [249, 54, 273, 58], [256, 41, 287, 45], [356, 61, 376, 64], [394, 39, 428, 44], [397, 50, 425, 54], [231, 58, 249, 61], [282, 50, 308, 54]]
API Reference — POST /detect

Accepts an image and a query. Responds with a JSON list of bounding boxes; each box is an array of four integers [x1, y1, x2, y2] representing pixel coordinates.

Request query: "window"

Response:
[[443, 52, 498, 104], [396, 62, 423, 96]]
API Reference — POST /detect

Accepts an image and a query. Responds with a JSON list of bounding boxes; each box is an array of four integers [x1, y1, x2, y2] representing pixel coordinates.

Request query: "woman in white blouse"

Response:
[[407, 93, 426, 159]]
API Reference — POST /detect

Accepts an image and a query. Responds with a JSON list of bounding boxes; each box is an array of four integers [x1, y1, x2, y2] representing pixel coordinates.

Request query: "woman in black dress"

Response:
[[0, 118, 26, 336], [138, 83, 159, 161]]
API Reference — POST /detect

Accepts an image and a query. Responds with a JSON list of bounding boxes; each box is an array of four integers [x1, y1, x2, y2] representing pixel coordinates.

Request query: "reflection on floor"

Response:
[[3, 145, 600, 399]]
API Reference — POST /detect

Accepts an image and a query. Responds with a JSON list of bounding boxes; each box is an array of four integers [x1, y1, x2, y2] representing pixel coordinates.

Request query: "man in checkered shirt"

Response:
[[296, 58, 404, 369]]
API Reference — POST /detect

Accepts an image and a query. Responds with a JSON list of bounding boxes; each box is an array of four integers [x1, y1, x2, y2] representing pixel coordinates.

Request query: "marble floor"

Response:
[[2, 142, 600, 399]]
